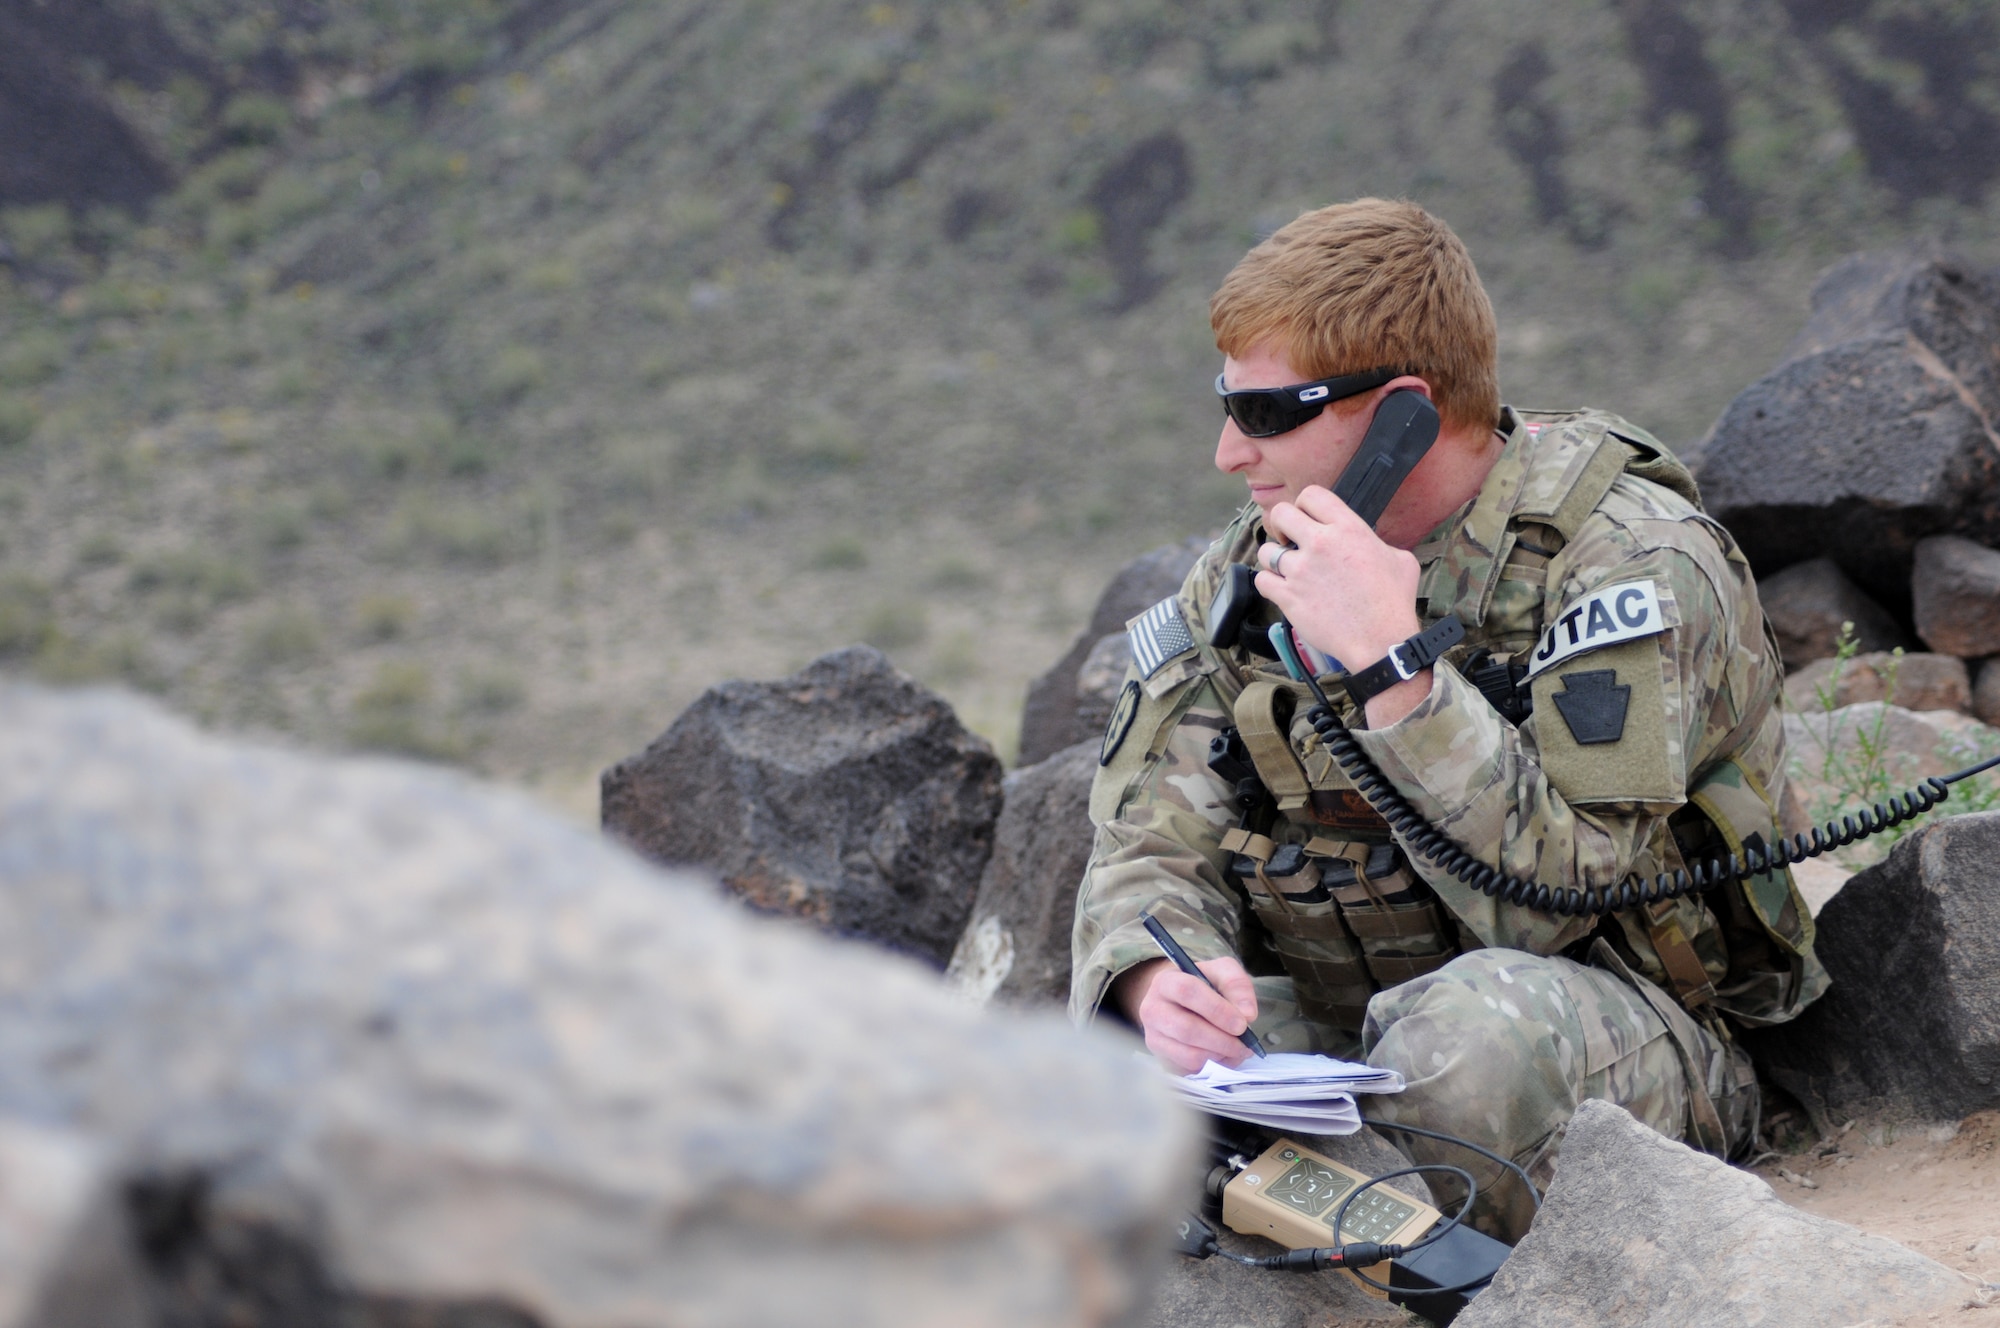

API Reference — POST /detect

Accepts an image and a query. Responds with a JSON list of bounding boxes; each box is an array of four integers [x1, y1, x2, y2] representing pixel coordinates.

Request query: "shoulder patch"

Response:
[[1526, 579, 1663, 676], [1128, 596, 1196, 679], [1550, 669, 1630, 744], [1100, 680, 1141, 766]]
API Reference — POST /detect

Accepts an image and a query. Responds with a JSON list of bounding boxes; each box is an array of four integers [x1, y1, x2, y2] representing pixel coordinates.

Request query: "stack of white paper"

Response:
[[1160, 1053, 1404, 1134]]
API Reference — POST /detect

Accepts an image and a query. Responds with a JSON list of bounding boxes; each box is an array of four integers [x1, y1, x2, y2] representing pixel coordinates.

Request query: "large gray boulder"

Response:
[[1748, 812, 2000, 1123], [1757, 556, 1910, 667], [0, 683, 1195, 1328], [600, 646, 1003, 967], [948, 740, 1101, 1008], [1913, 534, 2000, 658], [1019, 537, 1209, 766], [1456, 1100, 1970, 1328], [1698, 254, 2000, 611]]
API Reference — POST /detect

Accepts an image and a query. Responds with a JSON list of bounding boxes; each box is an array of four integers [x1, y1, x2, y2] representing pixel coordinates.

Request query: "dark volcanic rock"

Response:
[[600, 646, 1003, 968], [1018, 536, 1209, 766], [1913, 534, 2000, 658], [1748, 812, 2000, 1123], [947, 740, 1098, 1007], [0, 682, 1192, 1327], [1455, 1100, 1966, 1328], [1758, 556, 1911, 666], [1698, 254, 2000, 611], [1783, 251, 2000, 416]]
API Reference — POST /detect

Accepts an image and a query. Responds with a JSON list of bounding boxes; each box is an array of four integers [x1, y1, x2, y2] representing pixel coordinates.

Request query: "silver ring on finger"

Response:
[[1269, 546, 1288, 576]]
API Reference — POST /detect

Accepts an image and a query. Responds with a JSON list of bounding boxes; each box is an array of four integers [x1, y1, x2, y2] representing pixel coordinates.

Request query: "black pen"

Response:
[[1140, 911, 1267, 1058]]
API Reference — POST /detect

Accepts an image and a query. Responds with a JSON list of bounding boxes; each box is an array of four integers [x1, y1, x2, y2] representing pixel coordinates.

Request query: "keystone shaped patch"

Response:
[[1551, 669, 1630, 745]]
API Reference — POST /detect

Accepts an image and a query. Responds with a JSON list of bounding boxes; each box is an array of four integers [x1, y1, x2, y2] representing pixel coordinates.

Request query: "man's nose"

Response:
[[1214, 421, 1258, 474]]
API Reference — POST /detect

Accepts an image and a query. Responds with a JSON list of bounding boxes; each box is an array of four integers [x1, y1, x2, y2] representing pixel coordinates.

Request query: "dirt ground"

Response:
[[1751, 1110, 2000, 1322]]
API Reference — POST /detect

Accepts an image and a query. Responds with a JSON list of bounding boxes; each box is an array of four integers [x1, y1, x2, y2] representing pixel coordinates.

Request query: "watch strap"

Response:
[[1343, 615, 1466, 707]]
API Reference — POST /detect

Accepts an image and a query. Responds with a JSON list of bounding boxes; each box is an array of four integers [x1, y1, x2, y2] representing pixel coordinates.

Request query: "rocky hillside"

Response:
[[1, 0, 1996, 805]]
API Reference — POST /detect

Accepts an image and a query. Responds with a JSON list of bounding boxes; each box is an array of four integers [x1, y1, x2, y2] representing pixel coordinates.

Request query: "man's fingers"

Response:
[[1149, 970, 1247, 1034], [1148, 1032, 1245, 1076], [1291, 484, 1362, 527], [1144, 1016, 1250, 1074], [1198, 957, 1259, 1023]]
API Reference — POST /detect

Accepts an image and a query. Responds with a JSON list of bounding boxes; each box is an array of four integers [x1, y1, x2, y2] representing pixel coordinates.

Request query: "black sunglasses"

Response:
[[1215, 366, 1400, 437]]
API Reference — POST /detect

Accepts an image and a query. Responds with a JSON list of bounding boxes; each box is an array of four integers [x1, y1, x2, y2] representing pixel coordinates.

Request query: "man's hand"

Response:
[[1114, 955, 1260, 1075], [1257, 485, 1431, 726]]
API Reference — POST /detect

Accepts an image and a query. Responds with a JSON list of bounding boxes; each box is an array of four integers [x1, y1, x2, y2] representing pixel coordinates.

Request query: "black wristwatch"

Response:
[[1343, 615, 1466, 707]]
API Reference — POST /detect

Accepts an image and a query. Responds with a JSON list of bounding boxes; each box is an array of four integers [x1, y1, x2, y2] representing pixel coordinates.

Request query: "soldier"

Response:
[[1070, 199, 1824, 1240]]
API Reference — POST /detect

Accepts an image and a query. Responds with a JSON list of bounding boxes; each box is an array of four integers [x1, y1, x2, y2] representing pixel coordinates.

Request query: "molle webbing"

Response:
[[1234, 680, 1312, 812]]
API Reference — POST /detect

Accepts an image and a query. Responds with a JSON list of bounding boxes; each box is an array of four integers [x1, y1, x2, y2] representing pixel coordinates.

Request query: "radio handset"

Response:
[[1328, 388, 1440, 527], [1208, 388, 1442, 650]]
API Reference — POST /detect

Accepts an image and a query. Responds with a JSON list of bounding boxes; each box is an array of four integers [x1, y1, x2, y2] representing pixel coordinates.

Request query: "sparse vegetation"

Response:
[[2, 0, 1995, 789], [1792, 624, 2000, 868]]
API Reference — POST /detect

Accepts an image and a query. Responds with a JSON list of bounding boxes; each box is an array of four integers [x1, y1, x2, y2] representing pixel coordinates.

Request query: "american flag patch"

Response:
[[1128, 597, 1196, 678]]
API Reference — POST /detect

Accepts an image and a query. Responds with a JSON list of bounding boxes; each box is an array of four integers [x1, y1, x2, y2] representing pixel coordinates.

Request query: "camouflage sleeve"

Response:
[[1349, 506, 1762, 955], [1068, 677, 1247, 1025]]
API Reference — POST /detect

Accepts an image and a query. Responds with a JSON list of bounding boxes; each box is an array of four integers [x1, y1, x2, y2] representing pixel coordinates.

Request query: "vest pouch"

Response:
[[1685, 760, 1814, 959], [1683, 759, 1830, 1023], [1222, 833, 1374, 1031], [1318, 842, 1459, 989]]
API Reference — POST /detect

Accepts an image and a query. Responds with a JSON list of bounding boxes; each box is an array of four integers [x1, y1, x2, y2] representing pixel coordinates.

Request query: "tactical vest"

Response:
[[1186, 408, 1822, 1034]]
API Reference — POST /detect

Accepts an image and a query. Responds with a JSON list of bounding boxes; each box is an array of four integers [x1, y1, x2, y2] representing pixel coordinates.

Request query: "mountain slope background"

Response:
[[2, 0, 1996, 811]]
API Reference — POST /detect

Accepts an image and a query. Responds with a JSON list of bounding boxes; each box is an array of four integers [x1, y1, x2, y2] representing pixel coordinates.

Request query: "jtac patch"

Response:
[[1526, 580, 1663, 676], [1550, 669, 1631, 744], [1129, 596, 1196, 679]]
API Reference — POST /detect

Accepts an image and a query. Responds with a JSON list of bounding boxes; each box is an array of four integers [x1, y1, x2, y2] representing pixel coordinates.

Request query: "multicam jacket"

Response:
[[1071, 406, 1828, 1035]]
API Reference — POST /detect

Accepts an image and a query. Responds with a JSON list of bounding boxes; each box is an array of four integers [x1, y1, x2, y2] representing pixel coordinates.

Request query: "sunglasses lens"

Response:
[[1224, 392, 1315, 438]]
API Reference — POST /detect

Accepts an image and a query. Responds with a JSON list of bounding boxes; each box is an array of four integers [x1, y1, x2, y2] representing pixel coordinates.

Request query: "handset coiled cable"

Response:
[[1289, 655, 1997, 917]]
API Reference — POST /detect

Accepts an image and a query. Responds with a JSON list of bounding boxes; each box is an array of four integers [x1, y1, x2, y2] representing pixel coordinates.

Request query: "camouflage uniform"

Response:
[[1071, 408, 1826, 1240]]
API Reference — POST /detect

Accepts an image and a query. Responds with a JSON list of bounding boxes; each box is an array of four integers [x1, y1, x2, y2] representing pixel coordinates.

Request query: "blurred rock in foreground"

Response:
[[0, 682, 1193, 1328], [600, 646, 1004, 967]]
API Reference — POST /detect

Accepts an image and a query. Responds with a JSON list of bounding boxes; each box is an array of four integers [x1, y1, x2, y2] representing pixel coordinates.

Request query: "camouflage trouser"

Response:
[[1245, 944, 1759, 1243]]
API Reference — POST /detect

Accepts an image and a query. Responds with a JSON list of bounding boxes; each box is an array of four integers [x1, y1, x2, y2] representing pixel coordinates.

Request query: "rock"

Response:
[[1018, 537, 1209, 766], [0, 1120, 147, 1328], [0, 683, 1194, 1327], [1913, 534, 2000, 658], [1749, 811, 2000, 1123], [600, 646, 1004, 967], [1975, 657, 2000, 725], [1781, 650, 1969, 714], [1788, 856, 1853, 918], [1147, 1230, 1407, 1328], [1758, 557, 1910, 667], [1780, 252, 2000, 416], [946, 741, 1098, 1007], [1697, 254, 2000, 611], [1456, 1100, 1969, 1328], [1783, 701, 2000, 819]]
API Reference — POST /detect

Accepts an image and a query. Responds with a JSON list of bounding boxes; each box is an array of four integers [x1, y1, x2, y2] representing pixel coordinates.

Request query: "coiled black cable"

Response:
[[1298, 673, 2000, 917]]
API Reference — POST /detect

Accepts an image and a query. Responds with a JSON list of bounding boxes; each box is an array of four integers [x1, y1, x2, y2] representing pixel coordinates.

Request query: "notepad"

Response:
[[1159, 1053, 1404, 1134]]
